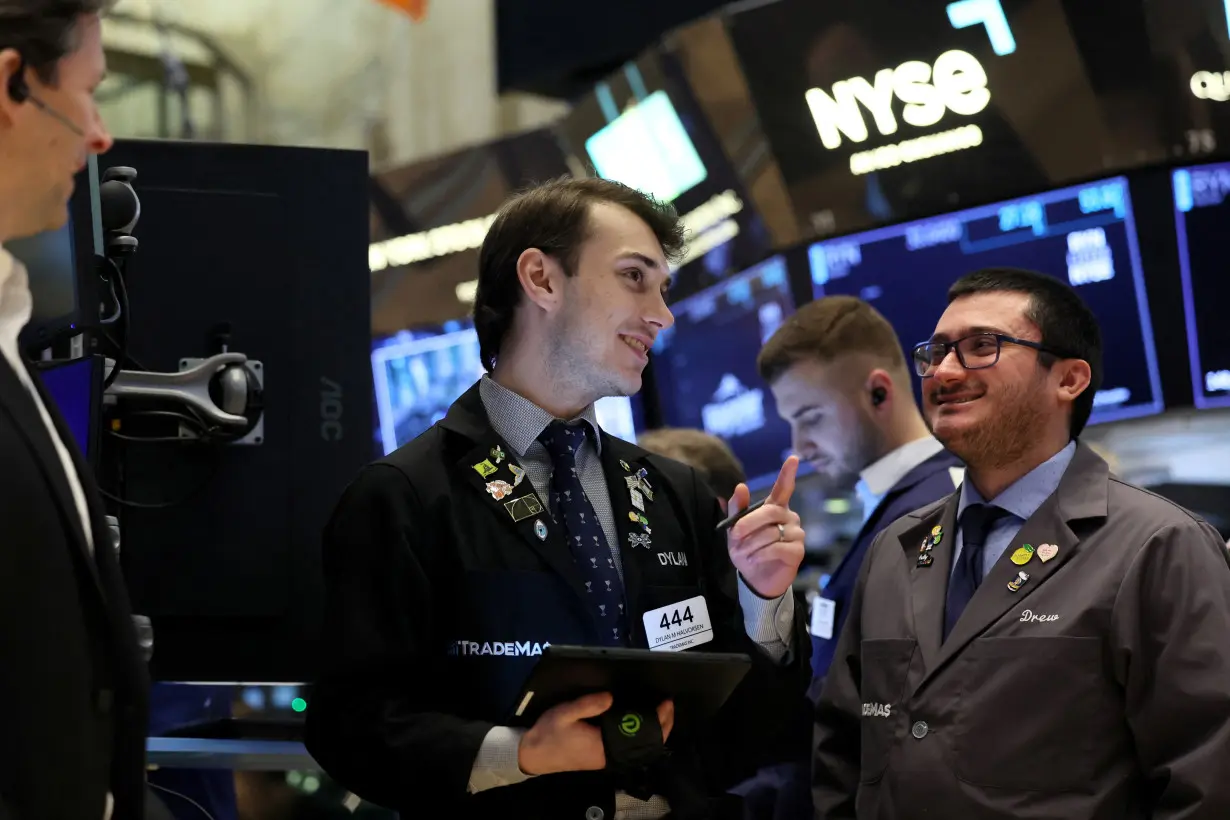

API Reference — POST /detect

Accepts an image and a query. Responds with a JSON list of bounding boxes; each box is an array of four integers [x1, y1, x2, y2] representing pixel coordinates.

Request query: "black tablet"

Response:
[[509, 645, 752, 728]]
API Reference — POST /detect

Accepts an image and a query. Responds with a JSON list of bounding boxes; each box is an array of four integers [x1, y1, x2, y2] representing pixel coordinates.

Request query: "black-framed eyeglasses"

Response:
[[911, 333, 1067, 378]]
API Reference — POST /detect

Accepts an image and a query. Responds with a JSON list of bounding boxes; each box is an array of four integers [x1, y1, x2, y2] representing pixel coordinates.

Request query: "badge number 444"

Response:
[[643, 595, 714, 652]]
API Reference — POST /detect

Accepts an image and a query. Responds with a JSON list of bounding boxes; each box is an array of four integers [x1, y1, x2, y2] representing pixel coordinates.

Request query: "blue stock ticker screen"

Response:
[[652, 255, 795, 488], [1173, 163, 1230, 410], [807, 177, 1164, 426], [372, 321, 641, 457]]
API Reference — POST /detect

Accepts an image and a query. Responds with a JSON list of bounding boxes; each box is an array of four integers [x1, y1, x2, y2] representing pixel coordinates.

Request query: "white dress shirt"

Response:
[[0, 245, 93, 550], [0, 244, 108, 820]]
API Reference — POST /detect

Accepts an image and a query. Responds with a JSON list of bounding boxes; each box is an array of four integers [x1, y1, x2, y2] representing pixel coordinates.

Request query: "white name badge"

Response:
[[811, 597, 837, 640], [642, 595, 714, 652]]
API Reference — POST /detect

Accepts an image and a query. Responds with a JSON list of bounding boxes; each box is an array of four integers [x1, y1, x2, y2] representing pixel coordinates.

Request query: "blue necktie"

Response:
[[943, 504, 1007, 641], [538, 421, 629, 647]]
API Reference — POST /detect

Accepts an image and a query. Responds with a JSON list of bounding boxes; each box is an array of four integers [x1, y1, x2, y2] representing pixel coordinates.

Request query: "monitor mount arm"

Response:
[[105, 352, 265, 445]]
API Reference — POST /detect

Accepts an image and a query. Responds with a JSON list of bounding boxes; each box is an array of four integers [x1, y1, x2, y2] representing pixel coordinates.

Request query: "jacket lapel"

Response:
[[0, 355, 104, 596], [441, 384, 591, 604], [854, 452, 959, 549], [599, 435, 657, 646], [919, 443, 1109, 687], [455, 433, 592, 601], [902, 493, 959, 677]]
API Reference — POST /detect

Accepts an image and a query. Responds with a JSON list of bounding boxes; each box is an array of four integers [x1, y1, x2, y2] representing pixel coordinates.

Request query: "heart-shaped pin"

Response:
[[1037, 543, 1059, 563]]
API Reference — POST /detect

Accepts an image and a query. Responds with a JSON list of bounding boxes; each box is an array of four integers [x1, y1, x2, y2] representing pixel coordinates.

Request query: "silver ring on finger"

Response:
[[777, 523, 786, 542]]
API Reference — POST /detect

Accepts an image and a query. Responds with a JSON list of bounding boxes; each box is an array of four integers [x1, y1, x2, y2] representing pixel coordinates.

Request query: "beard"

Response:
[[930, 372, 1048, 470], [543, 309, 636, 405]]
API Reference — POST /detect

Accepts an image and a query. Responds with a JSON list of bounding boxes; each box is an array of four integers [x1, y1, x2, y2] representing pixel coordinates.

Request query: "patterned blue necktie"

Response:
[[538, 420, 629, 647]]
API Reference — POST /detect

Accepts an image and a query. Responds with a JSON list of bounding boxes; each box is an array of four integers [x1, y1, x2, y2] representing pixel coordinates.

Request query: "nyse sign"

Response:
[[800, 0, 1013, 176], [805, 49, 991, 175]]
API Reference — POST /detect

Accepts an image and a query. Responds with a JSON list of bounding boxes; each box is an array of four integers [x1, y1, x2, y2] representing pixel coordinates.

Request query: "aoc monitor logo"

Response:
[[803, 0, 1015, 175]]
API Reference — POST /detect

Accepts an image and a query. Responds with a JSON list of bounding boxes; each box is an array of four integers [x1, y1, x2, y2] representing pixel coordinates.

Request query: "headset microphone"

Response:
[[27, 94, 84, 136]]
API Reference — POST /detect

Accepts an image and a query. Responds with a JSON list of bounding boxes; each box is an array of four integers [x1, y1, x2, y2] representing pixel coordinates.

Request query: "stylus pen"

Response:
[[715, 498, 767, 532]]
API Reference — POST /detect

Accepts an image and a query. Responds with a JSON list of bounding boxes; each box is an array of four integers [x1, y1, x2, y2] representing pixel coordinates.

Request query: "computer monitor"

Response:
[[586, 89, 708, 205], [373, 320, 644, 458], [372, 321, 485, 456], [97, 140, 372, 683], [13, 156, 103, 352], [39, 355, 103, 466], [652, 255, 795, 489], [804, 176, 1164, 425], [556, 50, 772, 303], [1171, 162, 1230, 410]]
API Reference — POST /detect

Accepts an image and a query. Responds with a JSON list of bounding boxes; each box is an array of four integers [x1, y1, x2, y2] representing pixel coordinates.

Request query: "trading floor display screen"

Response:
[[807, 176, 1164, 425], [653, 255, 795, 487], [1173, 162, 1230, 409], [373, 322, 641, 456], [557, 51, 771, 302], [372, 323, 487, 455]]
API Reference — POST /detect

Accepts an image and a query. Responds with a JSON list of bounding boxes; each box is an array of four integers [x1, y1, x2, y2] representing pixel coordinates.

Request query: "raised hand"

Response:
[[726, 456, 805, 599]]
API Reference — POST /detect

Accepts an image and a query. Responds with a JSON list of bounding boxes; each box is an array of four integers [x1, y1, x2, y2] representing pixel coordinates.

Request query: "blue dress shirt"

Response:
[[952, 441, 1077, 582]]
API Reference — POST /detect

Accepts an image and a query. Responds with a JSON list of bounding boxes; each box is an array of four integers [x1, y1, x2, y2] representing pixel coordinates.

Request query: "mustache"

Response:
[[930, 382, 986, 401]]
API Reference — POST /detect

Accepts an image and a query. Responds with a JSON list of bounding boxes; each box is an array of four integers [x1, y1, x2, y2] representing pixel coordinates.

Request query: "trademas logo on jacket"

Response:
[[448, 639, 552, 657]]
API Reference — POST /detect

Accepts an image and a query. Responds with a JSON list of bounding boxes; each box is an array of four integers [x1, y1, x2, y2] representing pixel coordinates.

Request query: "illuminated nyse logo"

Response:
[[805, 50, 990, 151], [702, 375, 764, 439], [1065, 228, 1115, 286], [803, 0, 1014, 175]]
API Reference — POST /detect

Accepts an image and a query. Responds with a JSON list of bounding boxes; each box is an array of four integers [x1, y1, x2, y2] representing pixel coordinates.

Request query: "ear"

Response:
[[864, 367, 893, 409], [0, 48, 23, 124], [1055, 358, 1092, 405], [515, 247, 567, 314]]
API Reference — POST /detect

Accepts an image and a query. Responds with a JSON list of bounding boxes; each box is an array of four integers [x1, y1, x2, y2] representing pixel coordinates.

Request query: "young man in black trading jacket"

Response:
[[0, 2, 150, 819], [306, 177, 810, 820]]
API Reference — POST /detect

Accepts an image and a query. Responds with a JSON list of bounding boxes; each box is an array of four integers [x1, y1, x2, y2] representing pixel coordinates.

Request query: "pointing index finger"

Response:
[[767, 456, 799, 507]]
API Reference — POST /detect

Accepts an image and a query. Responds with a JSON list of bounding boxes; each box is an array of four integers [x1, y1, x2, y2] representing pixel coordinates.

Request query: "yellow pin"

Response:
[[1010, 544, 1035, 566]]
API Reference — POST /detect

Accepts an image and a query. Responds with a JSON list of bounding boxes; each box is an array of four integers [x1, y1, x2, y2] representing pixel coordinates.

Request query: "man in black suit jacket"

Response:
[[0, 3, 149, 818], [306, 177, 811, 819]]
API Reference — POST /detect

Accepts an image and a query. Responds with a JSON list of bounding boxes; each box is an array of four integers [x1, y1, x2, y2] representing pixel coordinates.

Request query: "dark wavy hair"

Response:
[[0, 0, 114, 85], [473, 176, 687, 372]]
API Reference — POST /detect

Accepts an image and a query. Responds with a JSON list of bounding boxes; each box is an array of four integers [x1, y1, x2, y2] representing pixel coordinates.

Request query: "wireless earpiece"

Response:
[[871, 387, 887, 407]]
